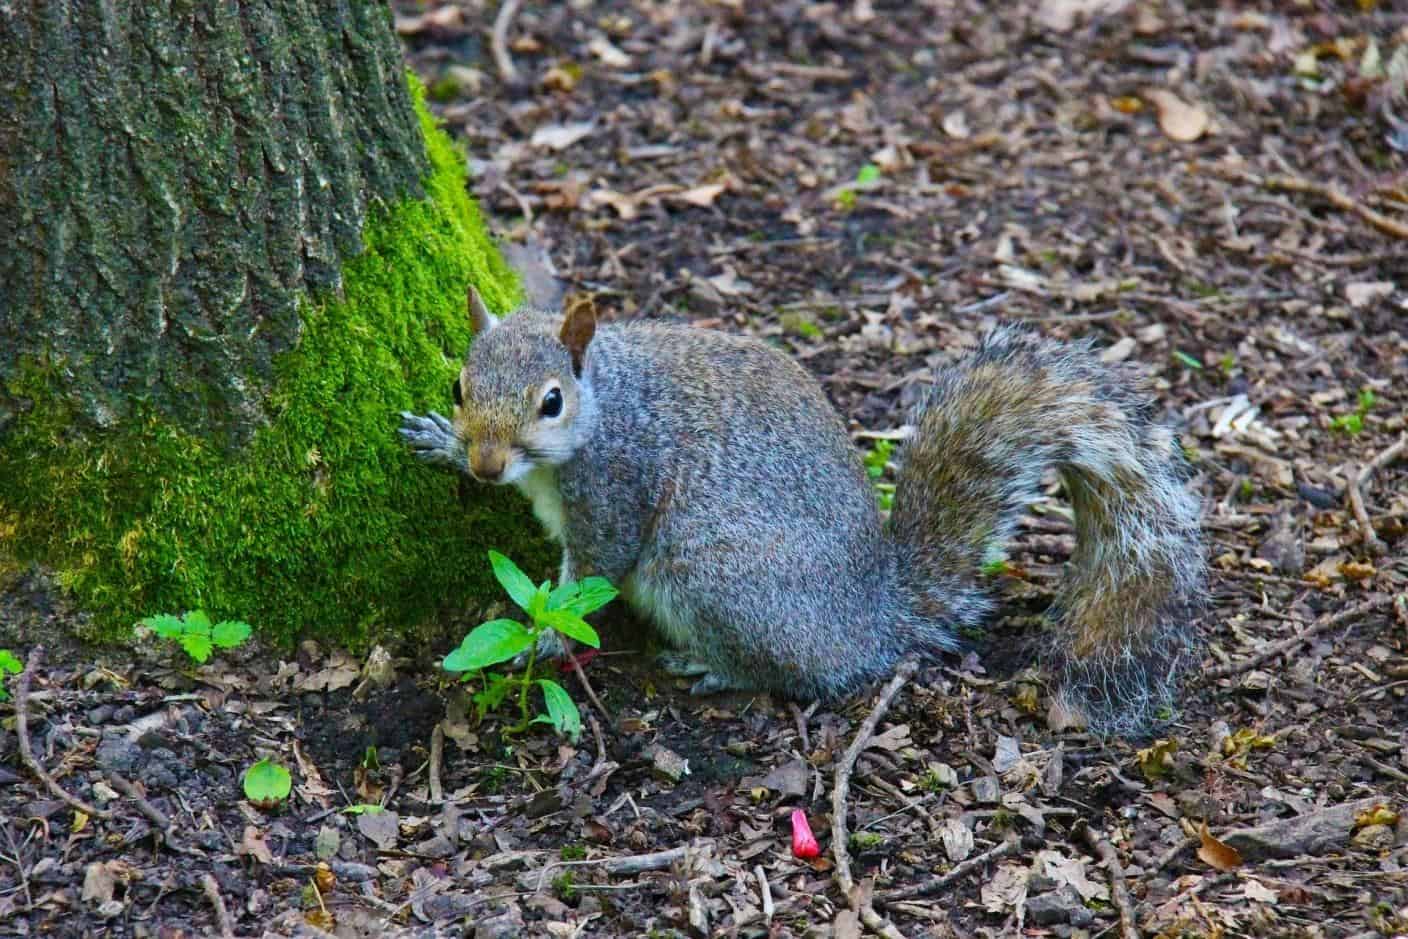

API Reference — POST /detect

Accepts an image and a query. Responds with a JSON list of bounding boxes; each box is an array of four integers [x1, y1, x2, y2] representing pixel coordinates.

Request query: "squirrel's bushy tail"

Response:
[[890, 326, 1204, 736]]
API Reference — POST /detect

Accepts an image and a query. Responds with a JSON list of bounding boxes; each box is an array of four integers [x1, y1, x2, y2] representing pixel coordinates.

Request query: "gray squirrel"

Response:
[[400, 289, 1204, 737]]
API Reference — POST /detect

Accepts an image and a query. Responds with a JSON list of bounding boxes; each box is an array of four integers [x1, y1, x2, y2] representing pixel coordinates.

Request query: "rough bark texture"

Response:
[[0, 2, 548, 645], [0, 0, 425, 443]]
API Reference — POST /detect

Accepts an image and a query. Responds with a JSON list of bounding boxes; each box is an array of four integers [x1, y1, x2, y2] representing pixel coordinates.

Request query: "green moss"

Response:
[[0, 81, 554, 646]]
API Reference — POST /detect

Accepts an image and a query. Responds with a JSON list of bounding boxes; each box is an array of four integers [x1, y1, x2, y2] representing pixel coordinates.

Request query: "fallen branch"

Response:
[[1264, 174, 1408, 241], [1078, 822, 1140, 939], [1347, 433, 1407, 557], [1203, 595, 1395, 681], [202, 873, 236, 939], [833, 659, 917, 939], [13, 646, 111, 820], [490, 0, 524, 87], [535, 842, 694, 892], [877, 838, 1019, 903]]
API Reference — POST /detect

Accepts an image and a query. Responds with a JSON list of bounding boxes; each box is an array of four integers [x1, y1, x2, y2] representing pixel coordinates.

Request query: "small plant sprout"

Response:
[[864, 439, 897, 511], [0, 650, 22, 701], [443, 551, 618, 742], [244, 758, 293, 808], [138, 610, 251, 664], [1330, 387, 1376, 435]]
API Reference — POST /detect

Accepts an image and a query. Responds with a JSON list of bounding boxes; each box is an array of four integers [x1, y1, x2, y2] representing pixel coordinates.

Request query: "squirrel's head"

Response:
[[450, 288, 597, 485]]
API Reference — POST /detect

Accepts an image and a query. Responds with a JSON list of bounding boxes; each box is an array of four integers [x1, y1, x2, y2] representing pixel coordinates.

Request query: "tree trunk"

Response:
[[0, 1, 548, 645], [1, 0, 426, 442]]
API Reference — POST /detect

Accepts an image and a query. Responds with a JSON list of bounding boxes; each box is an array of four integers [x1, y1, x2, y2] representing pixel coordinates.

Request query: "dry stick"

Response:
[[13, 646, 111, 820], [428, 723, 445, 804], [0, 820, 34, 911], [489, 0, 524, 86], [1078, 824, 1140, 939], [1203, 595, 1395, 681], [754, 864, 775, 925], [1265, 174, 1408, 241], [571, 654, 610, 721], [1347, 434, 1407, 557], [201, 873, 236, 939], [876, 838, 1019, 904], [535, 843, 691, 892], [832, 660, 917, 939]]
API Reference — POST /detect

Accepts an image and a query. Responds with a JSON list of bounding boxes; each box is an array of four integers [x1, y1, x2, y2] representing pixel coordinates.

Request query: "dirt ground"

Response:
[[3, 1, 1408, 937]]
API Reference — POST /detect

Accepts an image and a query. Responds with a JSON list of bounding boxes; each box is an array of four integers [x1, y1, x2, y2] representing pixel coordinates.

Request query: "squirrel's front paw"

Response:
[[398, 411, 465, 470]]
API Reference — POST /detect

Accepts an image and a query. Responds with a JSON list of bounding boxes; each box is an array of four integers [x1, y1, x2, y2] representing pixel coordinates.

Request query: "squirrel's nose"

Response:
[[470, 446, 507, 482]]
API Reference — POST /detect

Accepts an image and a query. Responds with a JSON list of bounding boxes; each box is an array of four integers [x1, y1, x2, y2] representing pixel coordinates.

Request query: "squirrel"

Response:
[[400, 288, 1205, 737]]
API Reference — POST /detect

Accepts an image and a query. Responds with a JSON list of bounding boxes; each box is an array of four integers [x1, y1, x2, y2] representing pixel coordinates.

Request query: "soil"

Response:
[[3, 2, 1408, 937]]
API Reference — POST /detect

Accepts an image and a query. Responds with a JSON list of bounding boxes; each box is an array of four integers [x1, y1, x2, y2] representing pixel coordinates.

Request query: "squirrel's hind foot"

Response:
[[656, 652, 742, 696]]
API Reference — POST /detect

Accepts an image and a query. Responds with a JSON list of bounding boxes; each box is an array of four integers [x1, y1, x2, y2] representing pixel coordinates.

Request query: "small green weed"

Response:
[[444, 551, 618, 742], [0, 650, 21, 701], [552, 872, 578, 901], [560, 844, 588, 860], [138, 610, 251, 664], [243, 758, 292, 806], [864, 439, 897, 511], [1330, 388, 1376, 435], [1171, 350, 1203, 371]]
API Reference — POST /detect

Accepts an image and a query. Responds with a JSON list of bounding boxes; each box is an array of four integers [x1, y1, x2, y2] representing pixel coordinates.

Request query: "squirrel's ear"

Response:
[[468, 286, 499, 335], [559, 293, 597, 375]]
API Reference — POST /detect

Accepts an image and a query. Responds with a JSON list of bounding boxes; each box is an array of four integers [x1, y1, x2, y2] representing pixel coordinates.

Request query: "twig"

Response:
[[1347, 434, 1407, 557], [754, 864, 774, 925], [109, 774, 171, 830], [1203, 595, 1395, 681], [1078, 823, 1140, 939], [833, 660, 917, 939], [202, 873, 236, 939], [490, 0, 524, 87], [571, 654, 610, 721], [1264, 174, 1408, 241], [535, 843, 692, 891], [877, 838, 1019, 903], [587, 715, 607, 767], [1149, 835, 1197, 874], [428, 723, 445, 804], [13, 646, 111, 820], [0, 821, 33, 911]]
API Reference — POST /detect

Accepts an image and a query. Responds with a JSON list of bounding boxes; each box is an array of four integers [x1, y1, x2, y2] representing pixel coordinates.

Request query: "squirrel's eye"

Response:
[[451, 378, 463, 406], [540, 387, 563, 419]]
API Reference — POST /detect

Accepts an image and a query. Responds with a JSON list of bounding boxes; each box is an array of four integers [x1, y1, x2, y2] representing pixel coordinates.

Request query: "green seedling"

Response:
[[1171, 350, 1203, 371], [1330, 387, 1376, 435], [0, 650, 22, 701], [138, 610, 251, 664], [341, 803, 384, 815], [244, 758, 292, 806], [864, 439, 897, 511], [444, 551, 618, 742]]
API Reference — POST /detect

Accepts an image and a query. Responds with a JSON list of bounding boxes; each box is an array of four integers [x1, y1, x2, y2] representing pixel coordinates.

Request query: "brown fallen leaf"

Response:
[[1142, 88, 1209, 142], [675, 183, 727, 207], [239, 825, 275, 865], [1197, 822, 1243, 871]]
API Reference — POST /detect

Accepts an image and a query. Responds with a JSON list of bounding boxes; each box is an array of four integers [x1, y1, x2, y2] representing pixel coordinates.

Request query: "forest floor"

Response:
[[4, 1, 1408, 937]]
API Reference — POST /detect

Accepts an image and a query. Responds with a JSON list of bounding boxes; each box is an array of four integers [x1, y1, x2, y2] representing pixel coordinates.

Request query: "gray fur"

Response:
[[402, 313, 1203, 737]]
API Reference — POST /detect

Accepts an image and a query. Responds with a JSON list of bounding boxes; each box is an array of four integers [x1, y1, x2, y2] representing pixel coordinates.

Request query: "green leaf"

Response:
[[140, 614, 184, 639], [182, 609, 213, 636], [1171, 350, 1203, 370], [566, 577, 618, 616], [443, 619, 534, 672], [528, 582, 551, 620], [546, 580, 579, 611], [855, 163, 881, 185], [473, 671, 516, 719], [488, 551, 539, 613], [0, 650, 23, 675], [341, 803, 384, 815], [212, 620, 252, 648], [538, 609, 601, 648], [536, 679, 582, 742], [179, 634, 214, 663], [243, 758, 293, 803]]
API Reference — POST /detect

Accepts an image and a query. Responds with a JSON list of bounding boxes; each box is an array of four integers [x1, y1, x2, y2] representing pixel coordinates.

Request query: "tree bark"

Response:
[[0, 0, 426, 444]]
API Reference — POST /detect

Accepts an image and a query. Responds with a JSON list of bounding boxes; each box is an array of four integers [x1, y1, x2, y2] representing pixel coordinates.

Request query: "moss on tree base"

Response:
[[0, 92, 553, 646]]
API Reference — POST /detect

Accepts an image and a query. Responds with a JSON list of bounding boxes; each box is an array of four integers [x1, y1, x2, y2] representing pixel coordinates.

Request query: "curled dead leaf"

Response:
[[1142, 88, 1209, 142], [1197, 822, 1243, 871], [1355, 804, 1399, 829]]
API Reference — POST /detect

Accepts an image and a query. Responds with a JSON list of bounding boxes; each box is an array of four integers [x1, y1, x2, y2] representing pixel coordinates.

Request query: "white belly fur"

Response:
[[513, 467, 565, 543]]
